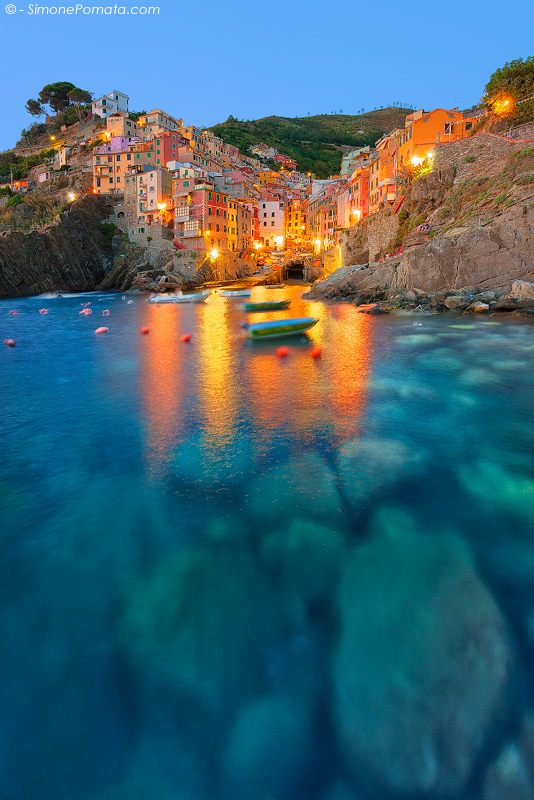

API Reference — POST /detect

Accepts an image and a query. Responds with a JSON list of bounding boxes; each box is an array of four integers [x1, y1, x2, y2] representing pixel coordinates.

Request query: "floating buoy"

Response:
[[127, 300, 134, 305], [79, 308, 92, 316], [4, 339, 16, 347], [277, 346, 289, 357], [121, 295, 126, 300], [102, 309, 110, 316], [39, 308, 48, 315], [81, 302, 91, 307], [140, 327, 150, 334], [180, 333, 192, 342], [9, 310, 19, 316], [95, 327, 108, 334], [310, 346, 322, 358]]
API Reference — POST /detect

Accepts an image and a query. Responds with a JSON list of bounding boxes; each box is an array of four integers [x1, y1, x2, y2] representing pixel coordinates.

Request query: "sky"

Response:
[[1, 0, 533, 150]]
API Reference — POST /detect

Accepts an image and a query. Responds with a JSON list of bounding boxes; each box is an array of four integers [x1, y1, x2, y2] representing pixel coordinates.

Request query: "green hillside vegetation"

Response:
[[210, 108, 413, 178]]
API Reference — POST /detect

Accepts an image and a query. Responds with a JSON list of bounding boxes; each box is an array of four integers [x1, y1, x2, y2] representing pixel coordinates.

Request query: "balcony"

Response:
[[174, 206, 192, 220]]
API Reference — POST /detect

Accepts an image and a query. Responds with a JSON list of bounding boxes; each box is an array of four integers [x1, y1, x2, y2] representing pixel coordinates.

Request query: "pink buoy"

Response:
[[95, 327, 108, 334], [81, 302, 91, 307], [277, 346, 289, 357], [39, 309, 48, 315], [180, 333, 192, 342], [4, 339, 16, 347], [79, 308, 92, 316], [140, 327, 150, 334], [9, 310, 19, 316], [102, 309, 110, 316]]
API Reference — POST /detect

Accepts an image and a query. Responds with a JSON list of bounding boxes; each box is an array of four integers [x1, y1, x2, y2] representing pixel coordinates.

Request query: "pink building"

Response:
[[95, 136, 141, 154]]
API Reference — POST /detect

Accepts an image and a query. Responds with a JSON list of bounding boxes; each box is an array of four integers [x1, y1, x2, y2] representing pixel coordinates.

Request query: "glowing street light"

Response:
[[253, 241, 263, 250], [411, 155, 425, 167], [210, 249, 219, 259], [157, 202, 167, 210], [68, 192, 76, 202]]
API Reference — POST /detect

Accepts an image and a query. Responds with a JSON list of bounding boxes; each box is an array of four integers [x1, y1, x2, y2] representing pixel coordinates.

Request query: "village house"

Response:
[[92, 91, 129, 119]]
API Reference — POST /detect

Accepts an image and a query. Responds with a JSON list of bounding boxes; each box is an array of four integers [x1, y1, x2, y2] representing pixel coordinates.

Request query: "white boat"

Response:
[[147, 291, 210, 304], [218, 289, 252, 298]]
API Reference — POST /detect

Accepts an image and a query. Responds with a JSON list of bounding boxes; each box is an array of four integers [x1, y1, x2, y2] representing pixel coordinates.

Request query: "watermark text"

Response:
[[6, 3, 159, 14]]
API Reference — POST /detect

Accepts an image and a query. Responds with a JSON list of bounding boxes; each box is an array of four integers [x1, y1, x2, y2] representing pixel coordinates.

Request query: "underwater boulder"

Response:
[[333, 530, 512, 796]]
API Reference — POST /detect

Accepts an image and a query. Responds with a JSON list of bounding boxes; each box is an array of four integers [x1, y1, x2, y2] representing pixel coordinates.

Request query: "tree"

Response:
[[67, 88, 92, 121], [38, 82, 77, 114], [483, 56, 534, 104], [25, 99, 43, 117]]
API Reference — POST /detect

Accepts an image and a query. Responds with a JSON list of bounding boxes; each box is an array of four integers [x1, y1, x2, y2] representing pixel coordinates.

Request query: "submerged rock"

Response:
[[483, 715, 534, 800], [120, 546, 280, 717], [260, 518, 346, 623], [336, 437, 426, 510], [222, 693, 314, 800], [246, 452, 344, 526], [458, 460, 534, 529], [333, 531, 511, 797]]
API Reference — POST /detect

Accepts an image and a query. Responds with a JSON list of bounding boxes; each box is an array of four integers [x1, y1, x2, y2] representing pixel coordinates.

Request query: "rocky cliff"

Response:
[[0, 195, 115, 297], [310, 133, 534, 310]]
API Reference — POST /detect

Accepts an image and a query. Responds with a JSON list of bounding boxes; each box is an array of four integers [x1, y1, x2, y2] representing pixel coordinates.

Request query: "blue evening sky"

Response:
[[1, 0, 533, 151]]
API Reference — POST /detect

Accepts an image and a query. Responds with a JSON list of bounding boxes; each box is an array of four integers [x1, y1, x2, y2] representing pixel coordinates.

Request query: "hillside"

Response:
[[210, 108, 413, 178]]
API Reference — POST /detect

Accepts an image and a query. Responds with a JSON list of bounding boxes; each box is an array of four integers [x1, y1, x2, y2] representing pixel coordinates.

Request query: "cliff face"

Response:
[[0, 195, 115, 297]]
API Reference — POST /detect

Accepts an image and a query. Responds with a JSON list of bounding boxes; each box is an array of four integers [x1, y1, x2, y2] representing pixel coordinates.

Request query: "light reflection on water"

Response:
[[1, 286, 534, 800]]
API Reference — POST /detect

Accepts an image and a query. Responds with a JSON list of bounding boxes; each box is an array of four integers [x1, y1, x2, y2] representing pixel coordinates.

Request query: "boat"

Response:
[[218, 289, 252, 297], [264, 284, 286, 289], [147, 291, 210, 304], [244, 317, 318, 340], [242, 300, 291, 312]]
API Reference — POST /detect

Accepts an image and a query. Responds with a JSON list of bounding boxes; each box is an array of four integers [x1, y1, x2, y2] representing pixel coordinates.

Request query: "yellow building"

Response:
[[93, 143, 154, 194]]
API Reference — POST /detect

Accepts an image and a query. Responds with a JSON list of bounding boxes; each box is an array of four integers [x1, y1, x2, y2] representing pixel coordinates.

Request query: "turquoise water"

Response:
[[2, 287, 534, 800]]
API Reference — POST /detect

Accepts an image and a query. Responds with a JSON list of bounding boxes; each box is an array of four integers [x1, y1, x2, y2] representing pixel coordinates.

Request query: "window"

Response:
[[216, 224, 220, 232], [216, 194, 220, 202], [127, 154, 131, 161], [444, 122, 454, 134], [465, 121, 473, 131], [157, 159, 160, 165], [96, 177, 101, 187], [117, 177, 121, 183], [271, 221, 274, 226], [271, 212, 275, 217], [208, 192, 212, 200], [264, 221, 267, 227], [208, 208, 212, 215], [263, 203, 266, 208]]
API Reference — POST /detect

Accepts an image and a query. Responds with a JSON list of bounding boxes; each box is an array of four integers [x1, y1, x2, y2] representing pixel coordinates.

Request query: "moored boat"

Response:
[[147, 291, 210, 304], [264, 284, 286, 289], [244, 317, 318, 339], [218, 289, 252, 297], [242, 300, 291, 312]]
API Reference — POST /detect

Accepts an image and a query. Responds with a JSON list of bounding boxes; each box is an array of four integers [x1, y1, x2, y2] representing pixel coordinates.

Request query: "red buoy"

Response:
[[79, 308, 92, 316], [140, 327, 150, 334], [4, 339, 16, 347], [180, 333, 192, 342], [277, 346, 289, 357], [102, 309, 110, 316], [39, 309, 48, 315], [81, 302, 91, 307], [9, 310, 19, 316], [95, 327, 108, 334], [310, 346, 322, 358]]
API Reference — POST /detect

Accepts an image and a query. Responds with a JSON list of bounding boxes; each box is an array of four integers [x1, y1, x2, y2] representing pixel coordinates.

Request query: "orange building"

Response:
[[368, 131, 398, 214], [397, 108, 469, 167]]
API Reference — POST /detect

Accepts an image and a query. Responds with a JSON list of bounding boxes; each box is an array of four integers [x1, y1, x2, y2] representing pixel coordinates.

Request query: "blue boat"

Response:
[[244, 317, 318, 340]]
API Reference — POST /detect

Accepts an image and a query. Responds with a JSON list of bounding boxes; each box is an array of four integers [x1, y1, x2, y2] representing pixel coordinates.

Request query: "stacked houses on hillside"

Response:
[[31, 89, 487, 255]]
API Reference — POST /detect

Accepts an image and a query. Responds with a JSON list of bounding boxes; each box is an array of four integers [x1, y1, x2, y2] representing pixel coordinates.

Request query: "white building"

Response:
[[259, 200, 285, 248], [92, 91, 129, 119]]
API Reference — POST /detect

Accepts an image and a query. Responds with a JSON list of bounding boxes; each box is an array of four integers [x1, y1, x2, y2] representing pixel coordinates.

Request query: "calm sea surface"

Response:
[[2, 286, 534, 800]]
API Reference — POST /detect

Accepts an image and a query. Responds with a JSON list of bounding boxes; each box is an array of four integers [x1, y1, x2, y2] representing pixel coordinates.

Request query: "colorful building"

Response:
[[92, 90, 129, 119], [124, 165, 173, 228]]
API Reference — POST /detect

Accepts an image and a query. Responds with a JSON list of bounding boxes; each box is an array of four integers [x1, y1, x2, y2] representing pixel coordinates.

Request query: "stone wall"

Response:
[[340, 210, 399, 266], [433, 132, 534, 185]]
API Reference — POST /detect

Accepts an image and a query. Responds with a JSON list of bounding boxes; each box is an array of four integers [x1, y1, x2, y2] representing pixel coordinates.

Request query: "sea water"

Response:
[[1, 286, 534, 800]]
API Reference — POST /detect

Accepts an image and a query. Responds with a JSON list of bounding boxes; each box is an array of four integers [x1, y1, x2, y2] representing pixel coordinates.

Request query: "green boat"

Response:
[[245, 317, 318, 339], [242, 300, 291, 312]]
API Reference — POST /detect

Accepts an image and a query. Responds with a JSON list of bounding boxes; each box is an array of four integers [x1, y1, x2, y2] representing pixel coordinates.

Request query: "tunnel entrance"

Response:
[[285, 262, 305, 281]]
